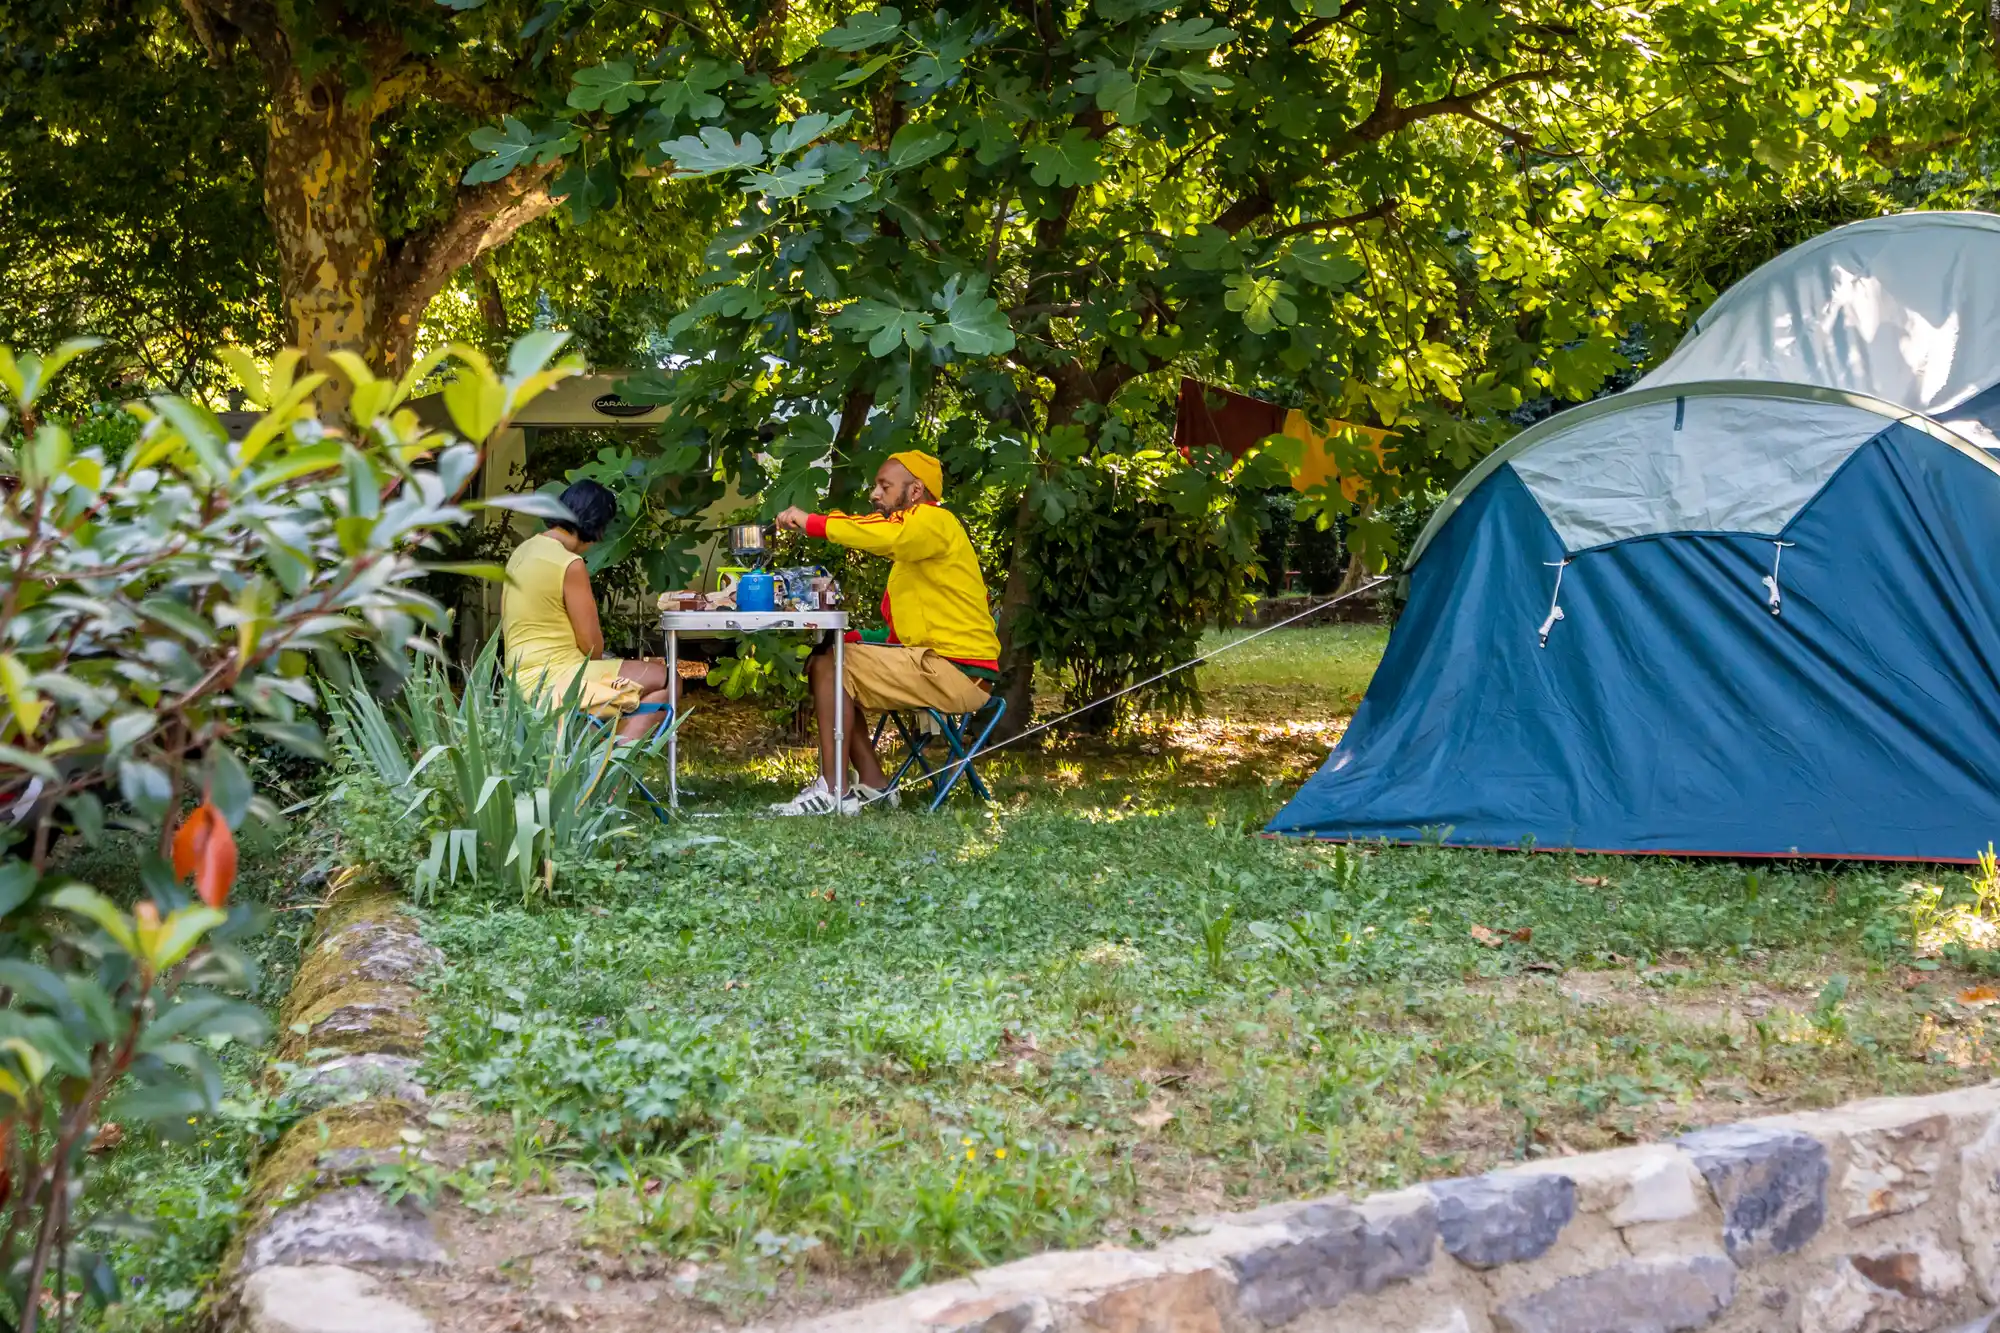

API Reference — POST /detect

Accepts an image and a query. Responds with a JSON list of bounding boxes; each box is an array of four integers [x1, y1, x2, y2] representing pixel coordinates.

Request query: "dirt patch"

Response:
[[380, 1184, 890, 1333]]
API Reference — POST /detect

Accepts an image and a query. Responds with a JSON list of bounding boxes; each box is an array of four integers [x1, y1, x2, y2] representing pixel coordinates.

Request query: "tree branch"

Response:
[[1007, 302, 1084, 320], [1347, 67, 1558, 144], [1211, 64, 1557, 237], [376, 164, 561, 372], [1261, 198, 1396, 243], [1288, 0, 1368, 47]]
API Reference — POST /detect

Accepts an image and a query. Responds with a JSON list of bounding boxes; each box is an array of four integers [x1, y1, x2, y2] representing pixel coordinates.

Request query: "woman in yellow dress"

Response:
[[501, 480, 676, 740]]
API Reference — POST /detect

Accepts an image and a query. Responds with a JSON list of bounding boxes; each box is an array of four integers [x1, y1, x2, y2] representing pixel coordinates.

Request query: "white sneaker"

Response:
[[769, 777, 860, 816], [855, 782, 901, 810]]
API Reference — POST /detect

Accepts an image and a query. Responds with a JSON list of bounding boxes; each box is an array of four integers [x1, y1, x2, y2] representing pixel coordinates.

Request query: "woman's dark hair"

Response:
[[551, 479, 617, 544]]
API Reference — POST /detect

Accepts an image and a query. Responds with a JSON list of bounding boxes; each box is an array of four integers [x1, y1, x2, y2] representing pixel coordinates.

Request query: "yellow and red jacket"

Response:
[[806, 504, 1000, 669]]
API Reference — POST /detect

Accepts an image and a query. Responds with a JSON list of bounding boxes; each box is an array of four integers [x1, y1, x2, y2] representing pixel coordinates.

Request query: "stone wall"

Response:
[[781, 1084, 2000, 1333], [222, 868, 446, 1333]]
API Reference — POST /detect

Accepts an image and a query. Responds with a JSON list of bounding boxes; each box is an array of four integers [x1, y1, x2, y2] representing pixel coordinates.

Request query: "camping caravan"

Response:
[[1267, 211, 2000, 861]]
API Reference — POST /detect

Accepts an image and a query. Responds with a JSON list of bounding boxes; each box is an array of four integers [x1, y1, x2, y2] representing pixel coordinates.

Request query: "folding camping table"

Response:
[[659, 609, 848, 811]]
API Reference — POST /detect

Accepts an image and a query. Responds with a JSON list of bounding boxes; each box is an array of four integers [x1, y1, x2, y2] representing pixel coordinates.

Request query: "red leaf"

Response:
[[171, 802, 236, 908]]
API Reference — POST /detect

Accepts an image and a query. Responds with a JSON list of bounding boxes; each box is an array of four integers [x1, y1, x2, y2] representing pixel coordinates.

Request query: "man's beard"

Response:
[[873, 484, 919, 517]]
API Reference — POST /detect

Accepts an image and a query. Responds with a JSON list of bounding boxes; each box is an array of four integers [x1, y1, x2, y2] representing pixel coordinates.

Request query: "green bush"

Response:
[[325, 636, 678, 904], [0, 332, 576, 1330], [1015, 455, 1266, 726]]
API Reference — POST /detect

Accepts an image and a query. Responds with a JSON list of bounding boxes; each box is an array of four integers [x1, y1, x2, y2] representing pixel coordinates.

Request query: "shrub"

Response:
[[325, 635, 678, 903], [1015, 454, 1266, 726], [0, 333, 575, 1329]]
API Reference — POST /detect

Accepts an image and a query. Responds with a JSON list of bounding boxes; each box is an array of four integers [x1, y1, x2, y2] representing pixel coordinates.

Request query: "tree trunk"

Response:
[[993, 489, 1038, 739], [264, 69, 385, 405], [261, 60, 557, 405], [1333, 547, 1374, 597]]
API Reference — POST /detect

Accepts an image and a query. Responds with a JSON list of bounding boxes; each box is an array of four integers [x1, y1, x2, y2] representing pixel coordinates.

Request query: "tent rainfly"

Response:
[[1267, 211, 2000, 861]]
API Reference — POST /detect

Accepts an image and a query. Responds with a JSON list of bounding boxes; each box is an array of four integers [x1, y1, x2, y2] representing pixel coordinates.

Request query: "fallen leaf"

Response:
[[1000, 1029, 1040, 1055], [1895, 968, 1928, 991], [1470, 924, 1505, 947], [723, 979, 743, 991], [1133, 1104, 1175, 1130], [1959, 984, 2000, 1007], [88, 1123, 123, 1153]]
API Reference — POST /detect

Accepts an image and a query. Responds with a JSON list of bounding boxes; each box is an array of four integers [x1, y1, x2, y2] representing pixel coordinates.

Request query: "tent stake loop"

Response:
[[1538, 559, 1570, 647], [1762, 541, 1795, 615]]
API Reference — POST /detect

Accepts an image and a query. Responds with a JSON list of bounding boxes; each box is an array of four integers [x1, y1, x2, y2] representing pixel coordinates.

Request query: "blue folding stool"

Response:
[[576, 702, 675, 824], [871, 695, 1007, 811]]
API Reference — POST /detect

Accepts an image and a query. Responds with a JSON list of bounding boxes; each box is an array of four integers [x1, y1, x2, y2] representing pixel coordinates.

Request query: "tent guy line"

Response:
[[854, 576, 1394, 812]]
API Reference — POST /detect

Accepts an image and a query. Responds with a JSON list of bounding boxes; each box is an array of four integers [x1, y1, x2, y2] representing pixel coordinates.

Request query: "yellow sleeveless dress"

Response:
[[500, 532, 635, 714]]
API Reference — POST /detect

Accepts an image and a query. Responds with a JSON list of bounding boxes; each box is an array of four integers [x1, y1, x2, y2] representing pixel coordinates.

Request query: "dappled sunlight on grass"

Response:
[[391, 624, 2000, 1305]]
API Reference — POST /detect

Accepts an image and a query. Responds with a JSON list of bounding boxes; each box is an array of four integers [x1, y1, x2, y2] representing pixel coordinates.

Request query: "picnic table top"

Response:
[[658, 610, 850, 632]]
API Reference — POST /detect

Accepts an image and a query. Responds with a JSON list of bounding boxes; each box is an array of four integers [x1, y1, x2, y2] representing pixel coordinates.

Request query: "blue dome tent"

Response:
[[1267, 212, 2000, 862]]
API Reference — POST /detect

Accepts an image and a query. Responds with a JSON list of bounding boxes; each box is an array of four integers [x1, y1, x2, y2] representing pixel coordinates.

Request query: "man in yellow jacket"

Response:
[[772, 450, 998, 814]]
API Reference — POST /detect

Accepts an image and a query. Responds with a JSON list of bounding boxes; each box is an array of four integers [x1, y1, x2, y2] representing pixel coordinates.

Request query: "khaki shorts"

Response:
[[516, 660, 645, 720], [840, 643, 990, 714]]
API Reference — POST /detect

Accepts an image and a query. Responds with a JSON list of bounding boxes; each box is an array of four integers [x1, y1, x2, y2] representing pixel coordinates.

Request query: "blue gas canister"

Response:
[[737, 571, 776, 612]]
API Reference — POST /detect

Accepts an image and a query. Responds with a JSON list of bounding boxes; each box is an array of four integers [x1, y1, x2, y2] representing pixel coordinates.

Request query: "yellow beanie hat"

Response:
[[889, 450, 944, 499]]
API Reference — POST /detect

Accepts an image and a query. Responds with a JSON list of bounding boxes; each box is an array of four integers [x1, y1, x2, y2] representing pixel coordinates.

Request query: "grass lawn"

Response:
[[1196, 622, 1389, 720], [359, 626, 2000, 1331]]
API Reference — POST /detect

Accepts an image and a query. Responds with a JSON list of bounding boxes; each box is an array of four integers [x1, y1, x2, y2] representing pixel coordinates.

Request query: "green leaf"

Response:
[[652, 60, 733, 124], [770, 111, 852, 155], [740, 164, 828, 199], [821, 7, 903, 51], [481, 492, 577, 522], [0, 651, 47, 739], [1146, 16, 1235, 51], [207, 743, 252, 827], [0, 744, 55, 781], [568, 60, 650, 114], [888, 125, 955, 170], [830, 299, 933, 356], [149, 907, 228, 972], [835, 52, 897, 87], [0, 961, 67, 1013], [660, 127, 768, 178], [1024, 130, 1102, 188], [47, 885, 139, 955], [1281, 238, 1364, 288], [23, 424, 71, 486], [930, 276, 1016, 356], [507, 328, 573, 380], [1171, 66, 1233, 96], [250, 720, 329, 759], [117, 759, 173, 821], [417, 561, 509, 581], [0, 863, 36, 918], [103, 1079, 211, 1130], [146, 993, 268, 1046], [63, 792, 104, 846], [152, 396, 231, 478], [464, 116, 576, 185], [137, 596, 215, 644], [1224, 273, 1299, 334]]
